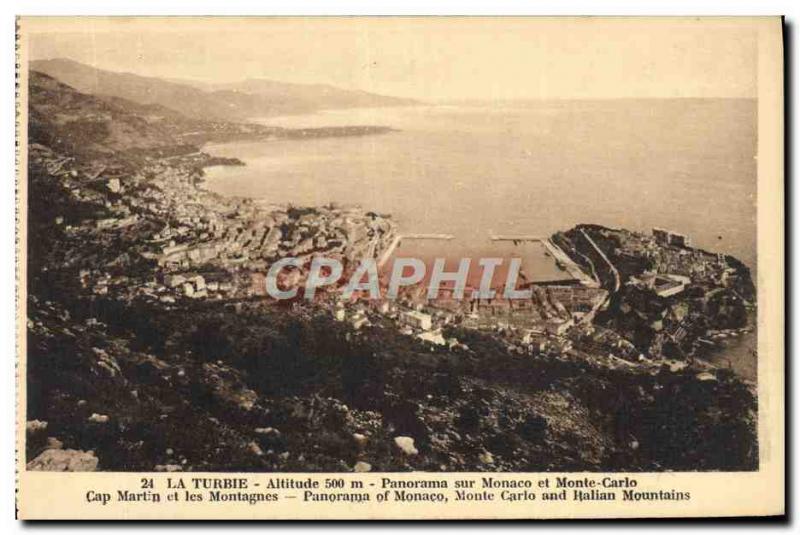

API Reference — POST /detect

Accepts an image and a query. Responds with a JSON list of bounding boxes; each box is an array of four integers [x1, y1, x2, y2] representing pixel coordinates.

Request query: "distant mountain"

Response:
[[28, 69, 397, 160], [30, 58, 418, 122], [188, 77, 418, 110]]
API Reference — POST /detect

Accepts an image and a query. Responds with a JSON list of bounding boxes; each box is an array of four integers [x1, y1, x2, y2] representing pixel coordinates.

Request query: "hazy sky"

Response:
[[24, 17, 758, 100]]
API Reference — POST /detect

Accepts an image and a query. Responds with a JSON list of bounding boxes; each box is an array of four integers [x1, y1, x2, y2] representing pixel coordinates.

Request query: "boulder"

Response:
[[393, 436, 418, 456], [353, 461, 372, 473], [154, 464, 183, 472], [27, 449, 99, 472], [88, 413, 109, 423], [26, 420, 48, 435]]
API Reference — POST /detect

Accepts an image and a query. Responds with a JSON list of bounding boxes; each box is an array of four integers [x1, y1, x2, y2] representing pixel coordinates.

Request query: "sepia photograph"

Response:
[[14, 15, 784, 520]]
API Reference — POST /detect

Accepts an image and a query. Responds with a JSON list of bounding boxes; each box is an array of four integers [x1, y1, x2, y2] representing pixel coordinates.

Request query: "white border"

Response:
[[3, 1, 795, 532]]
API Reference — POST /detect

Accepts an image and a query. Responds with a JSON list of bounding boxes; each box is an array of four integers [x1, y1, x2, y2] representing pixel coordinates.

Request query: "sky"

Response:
[[23, 17, 759, 100]]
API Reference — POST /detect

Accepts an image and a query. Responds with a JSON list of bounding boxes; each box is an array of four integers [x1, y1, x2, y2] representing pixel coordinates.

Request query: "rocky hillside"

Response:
[[28, 71, 190, 157], [27, 291, 758, 472]]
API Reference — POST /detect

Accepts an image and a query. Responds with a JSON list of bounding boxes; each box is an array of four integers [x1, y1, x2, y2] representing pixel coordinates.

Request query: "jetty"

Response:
[[490, 235, 544, 242]]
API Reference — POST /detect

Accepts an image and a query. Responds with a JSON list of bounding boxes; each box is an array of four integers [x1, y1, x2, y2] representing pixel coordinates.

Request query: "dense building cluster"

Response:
[[29, 143, 397, 305]]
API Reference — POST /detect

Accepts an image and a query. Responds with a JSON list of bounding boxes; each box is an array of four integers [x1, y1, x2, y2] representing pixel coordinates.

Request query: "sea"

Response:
[[202, 99, 758, 379]]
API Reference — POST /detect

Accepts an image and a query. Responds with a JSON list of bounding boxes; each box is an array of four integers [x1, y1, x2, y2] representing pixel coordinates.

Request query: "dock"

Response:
[[403, 233, 455, 240], [491, 235, 598, 288]]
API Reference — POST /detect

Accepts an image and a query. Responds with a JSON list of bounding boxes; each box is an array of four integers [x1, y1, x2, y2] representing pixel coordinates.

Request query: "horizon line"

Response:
[[29, 56, 758, 102]]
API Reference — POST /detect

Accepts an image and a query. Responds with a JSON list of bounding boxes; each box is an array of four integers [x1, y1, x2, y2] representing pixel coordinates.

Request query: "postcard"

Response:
[[15, 16, 784, 519]]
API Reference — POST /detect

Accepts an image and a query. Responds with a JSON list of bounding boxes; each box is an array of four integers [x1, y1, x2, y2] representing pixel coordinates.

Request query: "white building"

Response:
[[400, 310, 432, 331]]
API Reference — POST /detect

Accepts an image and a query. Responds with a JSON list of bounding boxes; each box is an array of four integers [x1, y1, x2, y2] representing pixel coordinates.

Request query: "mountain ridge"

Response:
[[31, 58, 418, 122]]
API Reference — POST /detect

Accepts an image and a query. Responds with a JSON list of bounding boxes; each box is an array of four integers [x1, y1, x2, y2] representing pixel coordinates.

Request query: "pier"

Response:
[[490, 235, 544, 242]]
